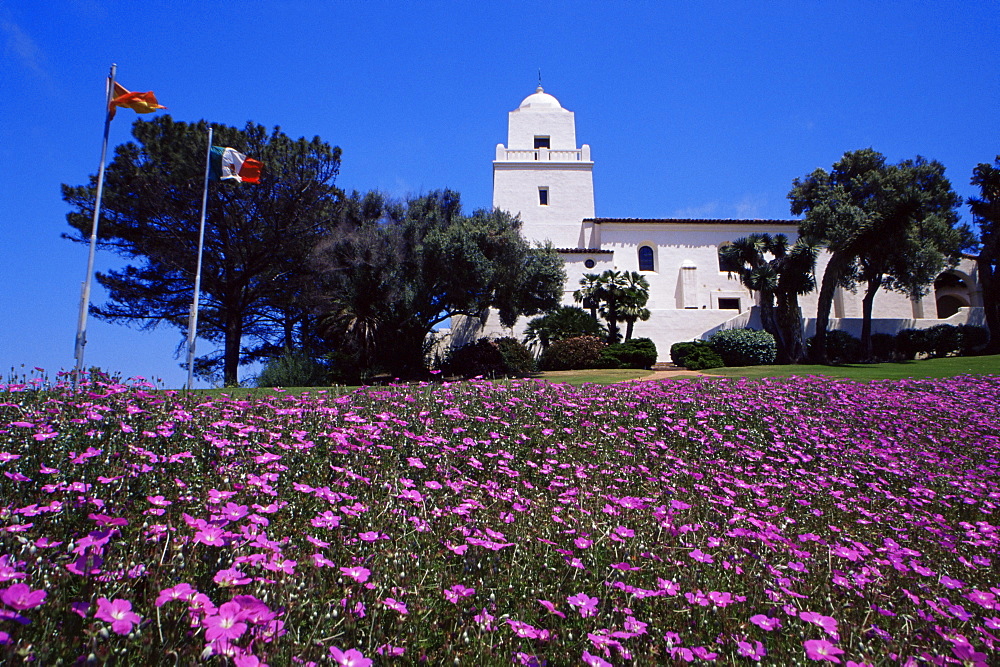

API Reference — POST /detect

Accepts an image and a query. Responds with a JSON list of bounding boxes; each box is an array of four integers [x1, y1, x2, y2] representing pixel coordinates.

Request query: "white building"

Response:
[[452, 87, 983, 358]]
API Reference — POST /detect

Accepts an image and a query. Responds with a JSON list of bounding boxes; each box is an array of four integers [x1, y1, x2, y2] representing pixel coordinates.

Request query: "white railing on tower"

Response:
[[495, 145, 592, 162]]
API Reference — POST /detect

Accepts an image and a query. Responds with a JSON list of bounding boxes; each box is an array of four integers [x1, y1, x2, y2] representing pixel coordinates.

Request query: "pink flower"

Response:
[[383, 597, 408, 615], [1, 583, 46, 610], [214, 568, 251, 586], [156, 583, 197, 606], [193, 525, 226, 546], [738, 640, 766, 660], [750, 614, 781, 630], [204, 601, 248, 642], [538, 599, 565, 618], [567, 592, 599, 618], [340, 566, 370, 583], [95, 597, 141, 635], [800, 611, 839, 638], [582, 650, 612, 667], [804, 639, 844, 663], [329, 646, 372, 667], [444, 584, 475, 603], [689, 549, 714, 563]]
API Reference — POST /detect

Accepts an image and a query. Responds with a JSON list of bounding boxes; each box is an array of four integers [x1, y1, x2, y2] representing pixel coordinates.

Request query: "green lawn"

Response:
[[699, 353, 1000, 381]]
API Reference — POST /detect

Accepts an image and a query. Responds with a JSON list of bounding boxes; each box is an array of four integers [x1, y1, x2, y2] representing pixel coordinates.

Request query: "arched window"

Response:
[[638, 245, 655, 272]]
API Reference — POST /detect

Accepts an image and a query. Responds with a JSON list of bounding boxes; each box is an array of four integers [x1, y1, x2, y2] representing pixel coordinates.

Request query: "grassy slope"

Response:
[[698, 353, 1000, 381]]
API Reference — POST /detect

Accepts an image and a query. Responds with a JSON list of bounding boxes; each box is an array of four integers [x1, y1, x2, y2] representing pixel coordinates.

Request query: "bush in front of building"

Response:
[[709, 328, 776, 367], [896, 328, 931, 360], [538, 335, 607, 371], [870, 333, 898, 362], [670, 341, 712, 367], [596, 338, 658, 369], [495, 337, 537, 375], [670, 341, 726, 370], [925, 324, 962, 358], [957, 324, 990, 356], [444, 337, 535, 378], [806, 330, 863, 364]]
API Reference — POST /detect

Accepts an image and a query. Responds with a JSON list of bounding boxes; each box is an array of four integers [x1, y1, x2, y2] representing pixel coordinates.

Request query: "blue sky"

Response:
[[2, 1, 997, 387]]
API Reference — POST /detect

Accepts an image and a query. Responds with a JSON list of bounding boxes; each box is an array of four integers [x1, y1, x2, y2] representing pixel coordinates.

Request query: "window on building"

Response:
[[538, 187, 549, 206], [718, 243, 741, 272], [718, 298, 741, 310], [534, 136, 550, 149], [638, 245, 655, 271], [584, 259, 596, 269]]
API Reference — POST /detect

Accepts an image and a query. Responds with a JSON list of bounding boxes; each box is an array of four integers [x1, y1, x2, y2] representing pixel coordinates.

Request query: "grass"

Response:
[[699, 353, 1000, 381]]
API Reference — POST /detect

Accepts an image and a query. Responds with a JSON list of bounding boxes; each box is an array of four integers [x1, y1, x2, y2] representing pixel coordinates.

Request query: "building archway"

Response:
[[934, 271, 972, 319]]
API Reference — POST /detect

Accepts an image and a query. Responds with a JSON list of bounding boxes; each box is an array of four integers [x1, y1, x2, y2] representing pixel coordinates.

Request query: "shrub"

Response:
[[925, 324, 961, 358], [956, 324, 990, 356], [445, 337, 535, 378], [524, 306, 605, 350], [682, 345, 726, 370], [256, 352, 328, 387], [598, 338, 658, 369], [870, 333, 897, 362], [538, 335, 607, 371], [896, 328, 931, 360], [825, 330, 863, 364], [709, 329, 776, 366], [670, 341, 700, 367], [496, 337, 536, 375]]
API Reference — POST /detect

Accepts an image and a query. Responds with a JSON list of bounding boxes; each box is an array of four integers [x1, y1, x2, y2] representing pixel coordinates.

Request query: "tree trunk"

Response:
[[757, 296, 785, 362], [978, 256, 1000, 354], [860, 276, 882, 362], [625, 319, 634, 341], [223, 312, 243, 387], [776, 294, 806, 364], [811, 252, 849, 364]]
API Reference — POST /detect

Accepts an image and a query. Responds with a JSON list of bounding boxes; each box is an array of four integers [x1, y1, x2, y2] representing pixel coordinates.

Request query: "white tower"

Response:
[[492, 87, 595, 249]]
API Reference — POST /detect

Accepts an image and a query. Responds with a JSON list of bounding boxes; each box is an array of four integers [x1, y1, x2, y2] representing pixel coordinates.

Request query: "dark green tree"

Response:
[[310, 190, 564, 380], [720, 233, 817, 363], [789, 149, 966, 362], [523, 305, 606, 351], [63, 116, 343, 386], [969, 157, 1000, 352]]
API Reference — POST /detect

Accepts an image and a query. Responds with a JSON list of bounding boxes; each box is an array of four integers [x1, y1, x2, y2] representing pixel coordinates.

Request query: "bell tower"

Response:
[[492, 87, 595, 249]]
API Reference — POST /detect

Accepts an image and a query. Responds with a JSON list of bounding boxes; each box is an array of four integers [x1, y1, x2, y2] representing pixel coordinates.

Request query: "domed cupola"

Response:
[[517, 86, 564, 110]]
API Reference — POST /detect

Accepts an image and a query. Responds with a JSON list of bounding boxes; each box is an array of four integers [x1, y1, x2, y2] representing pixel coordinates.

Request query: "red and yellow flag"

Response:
[[108, 82, 166, 119]]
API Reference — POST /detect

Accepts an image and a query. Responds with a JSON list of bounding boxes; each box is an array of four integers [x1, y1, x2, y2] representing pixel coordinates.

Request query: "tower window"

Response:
[[538, 187, 549, 206], [534, 136, 550, 149], [638, 245, 655, 271]]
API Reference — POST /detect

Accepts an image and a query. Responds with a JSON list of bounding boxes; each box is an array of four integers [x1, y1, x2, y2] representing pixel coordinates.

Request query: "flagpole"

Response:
[[186, 126, 213, 390], [74, 63, 117, 390]]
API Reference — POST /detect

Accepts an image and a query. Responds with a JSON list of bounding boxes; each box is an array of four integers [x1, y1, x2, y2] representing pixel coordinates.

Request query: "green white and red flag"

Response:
[[209, 146, 262, 183]]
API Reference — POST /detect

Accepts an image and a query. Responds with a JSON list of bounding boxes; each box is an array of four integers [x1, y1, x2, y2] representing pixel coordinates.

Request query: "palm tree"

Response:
[[721, 234, 816, 363], [574, 273, 604, 321], [618, 271, 651, 341]]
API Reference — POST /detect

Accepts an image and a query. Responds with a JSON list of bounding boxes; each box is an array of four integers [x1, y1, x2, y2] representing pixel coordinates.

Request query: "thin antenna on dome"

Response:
[[537, 69, 543, 92]]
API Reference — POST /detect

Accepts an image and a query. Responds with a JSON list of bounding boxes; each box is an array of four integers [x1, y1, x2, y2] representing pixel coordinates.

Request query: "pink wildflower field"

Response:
[[0, 372, 998, 665]]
